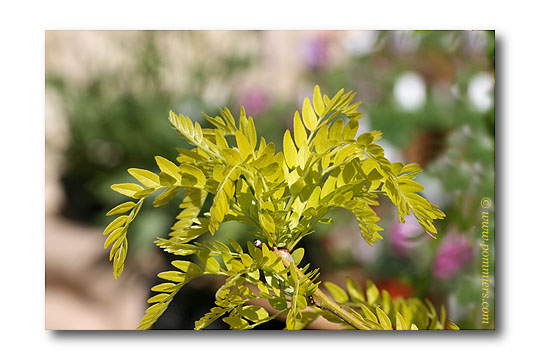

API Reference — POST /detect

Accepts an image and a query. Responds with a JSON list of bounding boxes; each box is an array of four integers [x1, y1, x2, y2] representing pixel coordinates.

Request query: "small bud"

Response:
[[253, 239, 263, 248]]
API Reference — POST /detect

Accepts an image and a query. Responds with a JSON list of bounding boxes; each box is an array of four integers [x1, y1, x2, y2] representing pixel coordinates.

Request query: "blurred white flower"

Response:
[[467, 72, 493, 112], [393, 72, 426, 111], [342, 31, 378, 57]]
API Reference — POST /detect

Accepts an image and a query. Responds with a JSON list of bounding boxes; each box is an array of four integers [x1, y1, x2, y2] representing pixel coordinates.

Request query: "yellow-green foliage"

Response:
[[103, 86, 451, 330], [319, 279, 459, 330]]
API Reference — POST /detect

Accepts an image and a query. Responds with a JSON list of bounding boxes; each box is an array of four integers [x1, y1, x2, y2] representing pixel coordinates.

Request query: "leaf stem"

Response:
[[272, 247, 371, 330]]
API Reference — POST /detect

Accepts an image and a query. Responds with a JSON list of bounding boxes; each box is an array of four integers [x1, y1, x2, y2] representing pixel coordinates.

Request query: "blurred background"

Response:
[[45, 30, 495, 330]]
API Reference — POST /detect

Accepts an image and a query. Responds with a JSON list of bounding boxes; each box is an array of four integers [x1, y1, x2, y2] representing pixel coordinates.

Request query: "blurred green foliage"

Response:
[[47, 32, 264, 253]]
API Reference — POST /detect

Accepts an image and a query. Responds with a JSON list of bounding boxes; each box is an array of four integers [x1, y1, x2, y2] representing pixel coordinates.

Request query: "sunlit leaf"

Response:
[[128, 168, 160, 188], [313, 85, 324, 116], [111, 183, 144, 198], [293, 111, 307, 147], [155, 156, 181, 181], [324, 281, 349, 303], [106, 201, 136, 216], [302, 97, 318, 131], [283, 129, 298, 168]]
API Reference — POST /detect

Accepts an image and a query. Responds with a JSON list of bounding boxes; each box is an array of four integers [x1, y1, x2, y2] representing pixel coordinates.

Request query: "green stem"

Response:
[[311, 289, 371, 330]]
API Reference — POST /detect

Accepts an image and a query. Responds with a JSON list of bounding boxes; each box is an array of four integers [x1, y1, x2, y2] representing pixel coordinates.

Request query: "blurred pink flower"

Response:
[[389, 216, 423, 257], [301, 36, 328, 69], [238, 88, 269, 116], [433, 228, 473, 279]]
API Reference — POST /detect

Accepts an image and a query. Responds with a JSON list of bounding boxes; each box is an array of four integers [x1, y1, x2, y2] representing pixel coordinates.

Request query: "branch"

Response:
[[272, 247, 371, 330]]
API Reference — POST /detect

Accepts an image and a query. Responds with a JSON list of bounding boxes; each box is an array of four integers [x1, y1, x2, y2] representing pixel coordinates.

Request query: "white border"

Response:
[[1, 0, 535, 359]]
